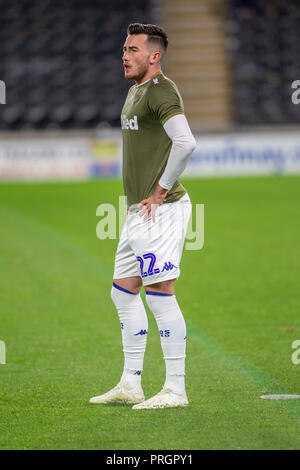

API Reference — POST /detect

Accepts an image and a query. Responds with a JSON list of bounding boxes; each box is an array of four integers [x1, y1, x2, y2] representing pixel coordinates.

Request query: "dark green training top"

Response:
[[121, 71, 187, 208]]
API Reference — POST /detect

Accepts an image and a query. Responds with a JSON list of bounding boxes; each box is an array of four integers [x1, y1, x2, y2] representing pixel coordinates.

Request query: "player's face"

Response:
[[122, 34, 151, 83]]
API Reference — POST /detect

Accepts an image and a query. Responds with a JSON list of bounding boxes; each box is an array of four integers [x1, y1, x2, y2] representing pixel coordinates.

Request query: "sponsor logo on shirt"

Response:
[[121, 114, 139, 130]]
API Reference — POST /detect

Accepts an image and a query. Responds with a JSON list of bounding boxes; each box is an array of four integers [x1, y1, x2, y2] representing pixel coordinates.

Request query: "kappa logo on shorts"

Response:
[[161, 261, 177, 272]]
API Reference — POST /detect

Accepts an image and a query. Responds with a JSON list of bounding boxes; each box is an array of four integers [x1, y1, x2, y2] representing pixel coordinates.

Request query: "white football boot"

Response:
[[132, 387, 188, 410], [89, 382, 145, 405]]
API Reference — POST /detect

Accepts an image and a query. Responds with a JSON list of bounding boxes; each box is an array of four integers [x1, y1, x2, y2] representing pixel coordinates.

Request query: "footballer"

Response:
[[90, 23, 196, 409]]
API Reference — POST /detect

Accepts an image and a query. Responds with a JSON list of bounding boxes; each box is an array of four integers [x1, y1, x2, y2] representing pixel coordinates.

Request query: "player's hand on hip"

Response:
[[138, 185, 169, 222]]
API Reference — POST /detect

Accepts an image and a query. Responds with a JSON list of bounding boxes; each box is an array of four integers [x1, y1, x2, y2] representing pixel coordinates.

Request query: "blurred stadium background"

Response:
[[0, 0, 300, 180]]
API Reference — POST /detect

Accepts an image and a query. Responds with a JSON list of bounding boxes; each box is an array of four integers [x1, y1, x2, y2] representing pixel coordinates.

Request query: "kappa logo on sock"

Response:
[[134, 329, 148, 336], [120, 322, 124, 330]]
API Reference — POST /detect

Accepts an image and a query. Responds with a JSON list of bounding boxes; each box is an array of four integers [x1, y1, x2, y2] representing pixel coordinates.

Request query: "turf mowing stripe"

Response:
[[0, 202, 111, 280], [1, 202, 299, 421], [187, 322, 300, 418]]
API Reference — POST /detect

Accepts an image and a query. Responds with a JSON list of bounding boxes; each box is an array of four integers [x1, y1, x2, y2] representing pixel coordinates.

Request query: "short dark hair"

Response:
[[127, 23, 168, 52]]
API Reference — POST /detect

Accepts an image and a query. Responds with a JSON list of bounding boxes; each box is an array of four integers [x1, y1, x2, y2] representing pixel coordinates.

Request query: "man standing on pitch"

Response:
[[90, 23, 196, 409]]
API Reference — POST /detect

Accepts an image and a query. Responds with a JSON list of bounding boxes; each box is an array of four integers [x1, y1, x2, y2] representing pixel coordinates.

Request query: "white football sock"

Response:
[[111, 282, 148, 388], [145, 292, 187, 394]]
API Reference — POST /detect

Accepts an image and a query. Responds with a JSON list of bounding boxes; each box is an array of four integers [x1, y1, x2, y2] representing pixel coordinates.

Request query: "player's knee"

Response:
[[145, 290, 185, 323], [145, 290, 171, 311], [144, 293, 157, 314], [111, 282, 140, 308]]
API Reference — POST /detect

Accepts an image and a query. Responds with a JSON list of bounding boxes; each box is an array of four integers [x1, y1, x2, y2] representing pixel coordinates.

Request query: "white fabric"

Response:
[[111, 284, 148, 387], [159, 114, 196, 190], [145, 293, 187, 395], [113, 193, 191, 286]]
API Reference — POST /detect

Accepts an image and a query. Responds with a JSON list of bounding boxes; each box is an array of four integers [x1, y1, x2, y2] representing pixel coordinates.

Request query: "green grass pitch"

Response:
[[0, 175, 300, 450]]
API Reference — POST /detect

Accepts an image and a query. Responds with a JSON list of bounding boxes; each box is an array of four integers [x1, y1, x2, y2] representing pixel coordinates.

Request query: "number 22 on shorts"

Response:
[[136, 253, 160, 278]]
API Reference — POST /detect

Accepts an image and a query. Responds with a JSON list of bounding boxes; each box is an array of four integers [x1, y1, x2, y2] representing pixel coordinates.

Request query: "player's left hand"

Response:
[[138, 185, 169, 222]]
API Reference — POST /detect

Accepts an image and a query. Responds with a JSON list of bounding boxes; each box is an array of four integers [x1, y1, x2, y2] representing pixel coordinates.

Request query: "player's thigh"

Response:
[[113, 276, 143, 294], [112, 215, 142, 291], [145, 278, 175, 295], [129, 194, 191, 287]]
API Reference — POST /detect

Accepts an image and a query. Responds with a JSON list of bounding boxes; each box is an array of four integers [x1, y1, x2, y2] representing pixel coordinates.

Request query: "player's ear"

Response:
[[149, 51, 161, 65]]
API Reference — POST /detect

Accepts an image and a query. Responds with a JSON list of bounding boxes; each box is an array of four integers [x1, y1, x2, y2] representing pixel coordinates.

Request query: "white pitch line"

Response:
[[260, 394, 300, 400]]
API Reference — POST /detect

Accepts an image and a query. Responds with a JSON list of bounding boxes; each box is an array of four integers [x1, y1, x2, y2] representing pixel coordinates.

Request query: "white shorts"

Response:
[[113, 193, 191, 286]]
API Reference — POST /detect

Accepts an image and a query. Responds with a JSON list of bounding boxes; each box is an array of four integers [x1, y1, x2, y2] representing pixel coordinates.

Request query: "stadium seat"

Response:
[[0, 0, 161, 130], [227, 0, 300, 125]]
